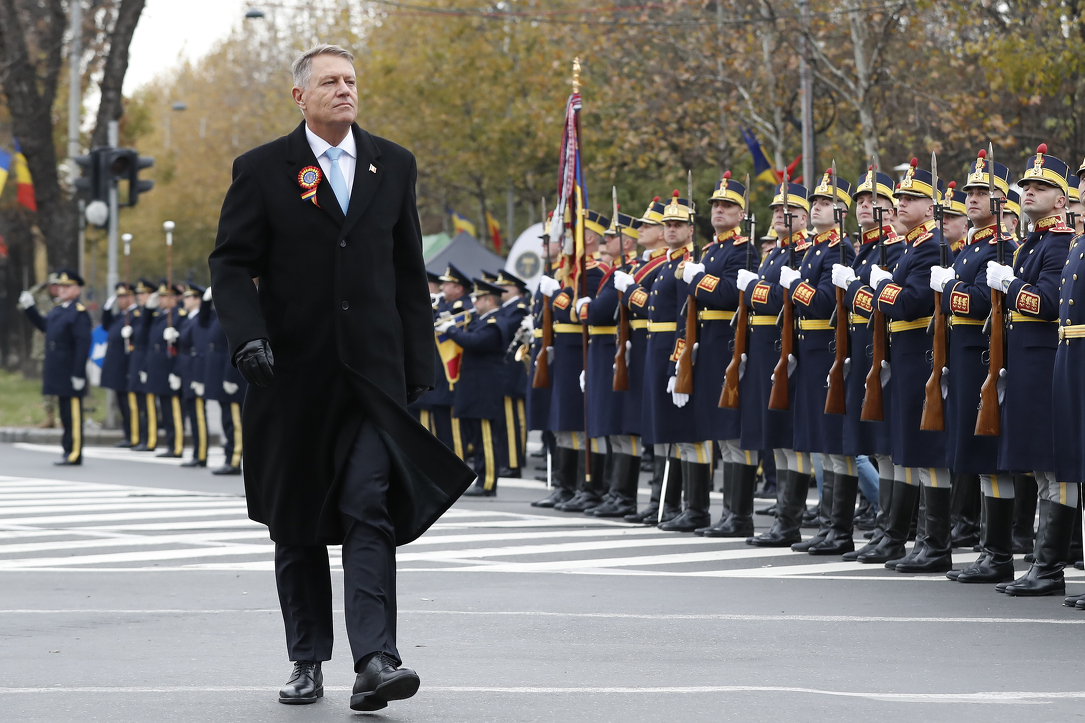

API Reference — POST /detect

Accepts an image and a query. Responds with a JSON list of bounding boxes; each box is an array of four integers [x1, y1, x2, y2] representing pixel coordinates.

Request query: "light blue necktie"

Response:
[[324, 147, 350, 215]]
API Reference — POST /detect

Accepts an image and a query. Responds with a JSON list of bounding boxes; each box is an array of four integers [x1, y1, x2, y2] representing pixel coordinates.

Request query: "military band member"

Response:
[[494, 270, 530, 477], [439, 278, 510, 496], [145, 282, 187, 459], [743, 183, 812, 547], [933, 151, 1016, 583], [982, 144, 1076, 596], [832, 169, 902, 561], [425, 264, 474, 457], [100, 282, 138, 447], [409, 270, 444, 428], [126, 279, 158, 451], [17, 269, 91, 465], [676, 173, 760, 537]]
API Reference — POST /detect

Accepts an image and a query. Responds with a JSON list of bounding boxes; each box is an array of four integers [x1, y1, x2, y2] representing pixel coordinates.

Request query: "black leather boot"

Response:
[[561, 449, 607, 512], [794, 470, 836, 552], [696, 462, 733, 535], [555, 449, 590, 511], [1005, 499, 1075, 597], [955, 495, 1016, 583], [887, 483, 927, 569], [1011, 474, 1037, 554], [532, 446, 577, 507], [279, 661, 323, 704], [625, 456, 665, 523], [702, 464, 758, 537], [896, 485, 953, 573], [809, 474, 859, 555], [845, 476, 894, 561], [857, 481, 920, 564], [747, 471, 808, 547], [657, 457, 683, 524], [660, 461, 712, 532], [590, 454, 640, 518], [950, 473, 982, 548]]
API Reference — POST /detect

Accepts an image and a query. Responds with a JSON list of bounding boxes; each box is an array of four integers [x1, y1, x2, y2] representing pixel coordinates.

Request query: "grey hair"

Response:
[[291, 44, 355, 88]]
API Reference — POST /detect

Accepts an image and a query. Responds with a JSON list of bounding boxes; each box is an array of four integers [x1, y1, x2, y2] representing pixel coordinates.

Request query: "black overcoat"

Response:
[[208, 121, 475, 546]]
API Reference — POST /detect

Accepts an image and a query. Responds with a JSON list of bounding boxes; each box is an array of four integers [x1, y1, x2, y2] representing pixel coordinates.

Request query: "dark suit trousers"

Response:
[[274, 418, 399, 670]]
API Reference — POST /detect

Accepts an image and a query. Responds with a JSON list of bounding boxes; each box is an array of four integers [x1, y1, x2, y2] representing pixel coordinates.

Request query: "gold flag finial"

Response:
[[572, 57, 581, 93]]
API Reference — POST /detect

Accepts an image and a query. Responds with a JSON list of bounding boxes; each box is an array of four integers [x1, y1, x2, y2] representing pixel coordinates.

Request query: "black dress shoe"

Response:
[[131, 443, 151, 452], [54, 458, 81, 466], [278, 661, 322, 704], [180, 459, 207, 468], [114, 440, 134, 448], [211, 465, 242, 476], [350, 653, 420, 712], [462, 486, 496, 497], [156, 451, 183, 458]]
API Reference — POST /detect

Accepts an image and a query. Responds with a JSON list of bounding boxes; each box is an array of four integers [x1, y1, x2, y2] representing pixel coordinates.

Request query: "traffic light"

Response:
[[72, 149, 106, 203], [103, 149, 155, 207]]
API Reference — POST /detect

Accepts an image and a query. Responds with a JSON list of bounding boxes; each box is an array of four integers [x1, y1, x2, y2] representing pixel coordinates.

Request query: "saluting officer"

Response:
[[743, 183, 812, 548], [982, 145, 1077, 597], [125, 279, 158, 450], [612, 197, 672, 522], [145, 282, 188, 459], [17, 269, 91, 465], [493, 270, 530, 477], [100, 282, 139, 447], [832, 168, 903, 562]]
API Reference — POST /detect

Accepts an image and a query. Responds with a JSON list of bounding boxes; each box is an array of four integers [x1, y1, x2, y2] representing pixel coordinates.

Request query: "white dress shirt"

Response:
[[305, 124, 356, 199]]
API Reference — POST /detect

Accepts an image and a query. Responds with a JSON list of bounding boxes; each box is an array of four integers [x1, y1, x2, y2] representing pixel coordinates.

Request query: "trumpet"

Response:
[[434, 310, 472, 331]]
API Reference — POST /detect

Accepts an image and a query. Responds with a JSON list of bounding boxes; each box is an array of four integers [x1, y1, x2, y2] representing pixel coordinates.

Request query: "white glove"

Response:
[[772, 354, 798, 385], [682, 261, 706, 284], [104, 295, 117, 312], [575, 297, 591, 316], [223, 381, 239, 395], [737, 269, 759, 293], [538, 275, 561, 298], [940, 366, 949, 400], [778, 266, 801, 290], [168, 373, 181, 391], [667, 375, 677, 394], [546, 346, 554, 365], [997, 367, 1006, 405], [519, 315, 534, 333], [145, 292, 160, 309], [139, 371, 148, 384], [672, 388, 690, 408], [690, 342, 699, 365], [121, 325, 133, 339], [832, 264, 857, 290], [826, 357, 852, 385], [18, 290, 35, 310], [435, 320, 454, 334], [880, 360, 891, 388], [624, 339, 632, 367], [203, 287, 213, 302], [868, 265, 893, 289], [191, 381, 205, 397], [930, 266, 955, 292], [986, 261, 1015, 293], [71, 376, 85, 391], [163, 326, 180, 342], [579, 370, 586, 393], [613, 270, 635, 293], [738, 352, 747, 381]]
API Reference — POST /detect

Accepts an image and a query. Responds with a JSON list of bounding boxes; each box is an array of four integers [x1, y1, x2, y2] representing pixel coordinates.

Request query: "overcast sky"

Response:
[[124, 0, 247, 94]]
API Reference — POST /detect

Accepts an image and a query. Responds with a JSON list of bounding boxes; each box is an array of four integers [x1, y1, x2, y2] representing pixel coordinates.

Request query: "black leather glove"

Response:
[[406, 386, 428, 405], [234, 339, 275, 387]]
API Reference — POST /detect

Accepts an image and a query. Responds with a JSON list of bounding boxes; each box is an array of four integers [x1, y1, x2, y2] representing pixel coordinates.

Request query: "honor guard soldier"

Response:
[[124, 279, 158, 450], [537, 209, 610, 512], [527, 226, 562, 503], [788, 170, 858, 554], [982, 144, 1076, 596], [1004, 190, 1023, 240], [833, 168, 903, 561], [176, 283, 218, 470], [431, 264, 474, 457], [743, 182, 812, 548], [580, 210, 642, 518], [100, 282, 139, 447], [493, 270, 530, 477], [677, 173, 761, 537], [933, 149, 1016, 583], [859, 157, 953, 572], [206, 289, 248, 475], [438, 278, 512, 496], [612, 197, 672, 522], [145, 282, 188, 459], [1069, 179, 1085, 235], [17, 269, 92, 465], [941, 182, 969, 252]]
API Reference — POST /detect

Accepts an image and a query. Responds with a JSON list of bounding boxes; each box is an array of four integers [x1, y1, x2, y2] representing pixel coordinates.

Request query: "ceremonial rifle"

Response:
[[768, 172, 796, 410], [122, 233, 132, 354], [532, 197, 553, 389], [920, 153, 947, 431], [861, 154, 888, 421], [825, 161, 849, 415], [675, 170, 698, 395], [976, 143, 1006, 436], [613, 186, 631, 391], [720, 175, 753, 409]]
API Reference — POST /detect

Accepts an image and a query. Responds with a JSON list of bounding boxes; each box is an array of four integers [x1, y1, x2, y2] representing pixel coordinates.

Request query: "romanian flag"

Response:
[[553, 88, 586, 294], [485, 211, 503, 253], [12, 139, 36, 211], [447, 207, 477, 237], [740, 128, 802, 186], [435, 311, 472, 385], [0, 149, 10, 196]]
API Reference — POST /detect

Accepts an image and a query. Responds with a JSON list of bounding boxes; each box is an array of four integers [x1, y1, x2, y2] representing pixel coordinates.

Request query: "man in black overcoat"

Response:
[[208, 43, 475, 712]]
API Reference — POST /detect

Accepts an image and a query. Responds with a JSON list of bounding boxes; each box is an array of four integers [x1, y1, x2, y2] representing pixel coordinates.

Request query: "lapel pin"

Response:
[[369, 164, 377, 173]]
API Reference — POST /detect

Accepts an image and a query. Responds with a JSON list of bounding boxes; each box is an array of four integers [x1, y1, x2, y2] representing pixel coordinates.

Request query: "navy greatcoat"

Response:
[[23, 300, 92, 397], [620, 249, 668, 442], [526, 286, 552, 431], [444, 309, 506, 420], [100, 304, 134, 393], [1053, 233, 1085, 484], [546, 256, 604, 432], [585, 255, 626, 438]]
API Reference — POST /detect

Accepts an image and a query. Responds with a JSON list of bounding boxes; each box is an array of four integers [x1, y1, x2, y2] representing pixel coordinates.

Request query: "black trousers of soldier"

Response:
[[113, 391, 134, 445], [460, 417, 507, 491], [502, 396, 527, 473], [273, 419, 398, 670], [182, 397, 208, 463], [57, 396, 83, 463], [157, 394, 185, 457], [220, 400, 243, 469], [132, 392, 157, 449]]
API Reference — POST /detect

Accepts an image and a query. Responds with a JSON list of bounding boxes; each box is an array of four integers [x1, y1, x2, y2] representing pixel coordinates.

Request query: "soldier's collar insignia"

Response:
[[715, 227, 740, 243], [298, 166, 322, 207], [906, 218, 937, 242]]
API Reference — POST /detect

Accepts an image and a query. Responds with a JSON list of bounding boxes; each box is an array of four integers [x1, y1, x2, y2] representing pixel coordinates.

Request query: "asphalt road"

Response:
[[2, 440, 1084, 722]]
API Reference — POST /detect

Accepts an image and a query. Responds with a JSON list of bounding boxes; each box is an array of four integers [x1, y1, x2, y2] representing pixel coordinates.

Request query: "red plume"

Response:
[[723, 170, 731, 180], [652, 196, 660, 203], [1037, 143, 1048, 154], [672, 189, 680, 198], [948, 181, 956, 189], [977, 149, 986, 159], [909, 157, 918, 167]]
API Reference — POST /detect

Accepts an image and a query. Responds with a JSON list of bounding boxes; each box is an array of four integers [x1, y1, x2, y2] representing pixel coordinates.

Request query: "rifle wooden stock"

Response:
[[824, 287, 848, 415], [919, 293, 946, 431], [975, 288, 1004, 436], [860, 310, 887, 421], [531, 299, 552, 388], [674, 296, 697, 394], [719, 292, 747, 408], [613, 303, 630, 391], [767, 294, 794, 410]]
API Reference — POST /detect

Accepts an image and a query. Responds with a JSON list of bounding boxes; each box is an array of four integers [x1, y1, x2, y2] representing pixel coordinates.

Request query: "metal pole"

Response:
[[77, 199, 86, 280], [798, 0, 815, 190], [67, 0, 82, 161], [106, 120, 119, 293]]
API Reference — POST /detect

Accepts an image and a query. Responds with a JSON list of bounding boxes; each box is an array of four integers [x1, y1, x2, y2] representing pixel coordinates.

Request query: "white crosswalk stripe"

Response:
[[0, 475, 1075, 581]]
